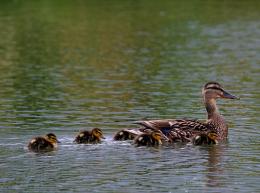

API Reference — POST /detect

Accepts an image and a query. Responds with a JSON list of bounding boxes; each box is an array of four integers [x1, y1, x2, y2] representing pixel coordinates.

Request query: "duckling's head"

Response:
[[92, 128, 105, 140], [151, 131, 163, 145], [207, 132, 218, 144], [45, 133, 60, 144], [202, 82, 239, 100]]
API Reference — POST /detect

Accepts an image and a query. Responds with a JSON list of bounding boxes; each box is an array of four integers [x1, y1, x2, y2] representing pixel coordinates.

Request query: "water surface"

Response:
[[0, 1, 259, 193]]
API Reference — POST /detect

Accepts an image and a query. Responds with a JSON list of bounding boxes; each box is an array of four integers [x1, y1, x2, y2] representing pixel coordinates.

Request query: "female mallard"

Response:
[[133, 130, 163, 146], [28, 133, 60, 152], [74, 128, 105, 144], [114, 82, 239, 144]]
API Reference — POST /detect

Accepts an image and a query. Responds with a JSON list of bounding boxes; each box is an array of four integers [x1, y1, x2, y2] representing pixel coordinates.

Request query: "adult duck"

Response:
[[114, 82, 239, 144]]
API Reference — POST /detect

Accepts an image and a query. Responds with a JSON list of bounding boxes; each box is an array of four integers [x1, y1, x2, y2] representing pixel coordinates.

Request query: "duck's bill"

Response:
[[223, 90, 240, 100], [101, 136, 106, 139]]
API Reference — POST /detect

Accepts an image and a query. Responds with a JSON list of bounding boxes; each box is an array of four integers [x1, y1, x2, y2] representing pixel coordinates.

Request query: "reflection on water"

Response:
[[206, 145, 225, 188], [0, 0, 260, 192]]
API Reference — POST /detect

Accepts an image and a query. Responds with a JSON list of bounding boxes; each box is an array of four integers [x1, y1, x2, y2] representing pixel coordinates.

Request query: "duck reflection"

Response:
[[205, 143, 228, 188]]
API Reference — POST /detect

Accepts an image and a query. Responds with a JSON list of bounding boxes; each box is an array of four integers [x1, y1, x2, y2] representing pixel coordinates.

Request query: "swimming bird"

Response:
[[114, 82, 239, 144], [28, 133, 60, 152], [113, 128, 148, 141], [74, 128, 105, 144], [192, 132, 219, 145], [133, 130, 163, 146]]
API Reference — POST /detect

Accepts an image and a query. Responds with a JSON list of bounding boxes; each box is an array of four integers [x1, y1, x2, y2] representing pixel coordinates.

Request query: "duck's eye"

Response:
[[52, 136, 57, 140]]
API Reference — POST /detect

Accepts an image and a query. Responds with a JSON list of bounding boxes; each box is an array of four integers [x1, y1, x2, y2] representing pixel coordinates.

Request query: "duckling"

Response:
[[113, 128, 146, 140], [193, 132, 219, 145], [133, 130, 163, 146], [114, 129, 136, 140], [74, 128, 105, 144], [28, 133, 59, 152]]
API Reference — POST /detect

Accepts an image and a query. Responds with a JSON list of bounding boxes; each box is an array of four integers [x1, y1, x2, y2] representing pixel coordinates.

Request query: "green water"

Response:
[[0, 1, 259, 192]]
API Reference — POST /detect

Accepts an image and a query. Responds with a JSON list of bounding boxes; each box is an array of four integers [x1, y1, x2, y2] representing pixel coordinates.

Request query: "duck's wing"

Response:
[[135, 119, 210, 143], [134, 119, 177, 130], [169, 119, 209, 131], [166, 120, 211, 143], [135, 119, 208, 131]]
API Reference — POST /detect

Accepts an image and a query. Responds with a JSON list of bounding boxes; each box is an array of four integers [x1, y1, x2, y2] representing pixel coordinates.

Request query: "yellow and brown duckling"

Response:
[[133, 130, 163, 146], [74, 128, 105, 144], [192, 132, 219, 145], [28, 133, 60, 152], [114, 82, 239, 145]]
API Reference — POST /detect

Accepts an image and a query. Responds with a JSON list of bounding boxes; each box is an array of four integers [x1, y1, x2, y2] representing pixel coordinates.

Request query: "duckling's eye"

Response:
[[96, 130, 103, 136], [50, 136, 56, 140]]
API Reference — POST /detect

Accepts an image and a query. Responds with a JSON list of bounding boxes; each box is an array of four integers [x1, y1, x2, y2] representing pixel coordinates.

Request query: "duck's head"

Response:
[[92, 128, 105, 140], [151, 131, 163, 145], [202, 82, 239, 100], [45, 133, 60, 144]]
